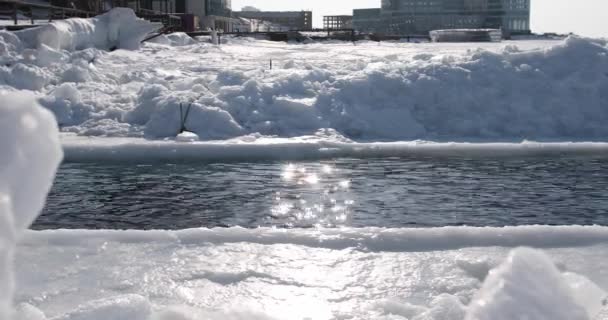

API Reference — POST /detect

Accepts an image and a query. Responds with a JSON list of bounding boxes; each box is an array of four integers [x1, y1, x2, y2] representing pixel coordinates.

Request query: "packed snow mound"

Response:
[[0, 90, 62, 319], [11, 35, 608, 141], [15, 8, 158, 51], [465, 248, 590, 320], [0, 9, 156, 91], [148, 32, 197, 46], [2, 35, 608, 141]]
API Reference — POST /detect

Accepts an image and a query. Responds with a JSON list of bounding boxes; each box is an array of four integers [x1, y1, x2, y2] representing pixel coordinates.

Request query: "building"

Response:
[[353, 0, 530, 35], [144, 0, 233, 31], [234, 11, 312, 31], [352, 8, 382, 33], [323, 15, 353, 30], [232, 17, 286, 32], [200, 0, 233, 31]]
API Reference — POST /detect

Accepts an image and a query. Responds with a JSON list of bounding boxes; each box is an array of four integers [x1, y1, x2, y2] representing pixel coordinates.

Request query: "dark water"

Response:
[[35, 156, 608, 230]]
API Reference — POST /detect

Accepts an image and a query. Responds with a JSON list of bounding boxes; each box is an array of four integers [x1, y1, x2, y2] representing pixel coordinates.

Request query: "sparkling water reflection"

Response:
[[272, 163, 353, 227], [35, 156, 608, 230]]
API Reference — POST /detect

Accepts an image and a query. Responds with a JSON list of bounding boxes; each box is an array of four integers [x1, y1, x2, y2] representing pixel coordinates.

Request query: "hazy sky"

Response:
[[232, 0, 608, 37]]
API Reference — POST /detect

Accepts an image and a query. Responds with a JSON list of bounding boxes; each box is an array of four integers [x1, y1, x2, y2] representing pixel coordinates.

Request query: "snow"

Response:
[[60, 134, 608, 162], [0, 90, 62, 319], [14, 8, 158, 51], [466, 248, 589, 320], [2, 11, 608, 320], [2, 26, 608, 146], [14, 226, 608, 320]]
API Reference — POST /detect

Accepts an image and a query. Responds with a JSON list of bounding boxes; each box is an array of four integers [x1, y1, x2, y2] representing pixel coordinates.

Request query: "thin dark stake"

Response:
[[179, 102, 193, 134]]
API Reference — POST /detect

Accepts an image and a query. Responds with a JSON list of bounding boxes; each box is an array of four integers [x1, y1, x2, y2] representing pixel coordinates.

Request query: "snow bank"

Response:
[[15, 8, 158, 51], [3, 35, 608, 143], [0, 90, 62, 319], [60, 36, 608, 141]]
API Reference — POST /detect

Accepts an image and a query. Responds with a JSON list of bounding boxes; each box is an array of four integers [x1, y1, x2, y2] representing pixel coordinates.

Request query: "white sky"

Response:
[[232, 0, 608, 37]]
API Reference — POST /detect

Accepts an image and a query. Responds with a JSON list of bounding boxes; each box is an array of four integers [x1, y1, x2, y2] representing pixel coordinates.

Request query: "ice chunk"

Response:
[[176, 131, 199, 142], [563, 272, 608, 318], [465, 248, 589, 320], [15, 303, 46, 320], [0, 90, 62, 319]]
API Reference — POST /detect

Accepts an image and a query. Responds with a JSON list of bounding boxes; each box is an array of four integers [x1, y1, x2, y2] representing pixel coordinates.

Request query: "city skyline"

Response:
[[232, 0, 608, 37]]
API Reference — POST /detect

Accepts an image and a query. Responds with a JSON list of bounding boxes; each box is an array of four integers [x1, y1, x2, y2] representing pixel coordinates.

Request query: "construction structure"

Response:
[[353, 0, 530, 36], [234, 10, 312, 31], [323, 15, 352, 30]]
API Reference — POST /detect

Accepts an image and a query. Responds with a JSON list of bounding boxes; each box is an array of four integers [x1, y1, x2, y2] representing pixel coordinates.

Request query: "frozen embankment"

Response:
[[3, 28, 608, 160], [62, 134, 608, 162], [2, 26, 608, 149], [2, 91, 608, 319]]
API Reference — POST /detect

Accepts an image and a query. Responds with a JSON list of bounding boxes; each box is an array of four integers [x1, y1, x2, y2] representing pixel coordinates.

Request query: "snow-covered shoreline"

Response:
[[19, 225, 608, 252], [61, 134, 608, 162], [3, 16, 608, 144]]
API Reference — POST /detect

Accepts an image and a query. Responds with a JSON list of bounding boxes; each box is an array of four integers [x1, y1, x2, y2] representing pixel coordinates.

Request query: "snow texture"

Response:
[[0, 90, 62, 319], [14, 227, 608, 320], [14, 8, 158, 51], [466, 248, 589, 320], [2, 28, 608, 144]]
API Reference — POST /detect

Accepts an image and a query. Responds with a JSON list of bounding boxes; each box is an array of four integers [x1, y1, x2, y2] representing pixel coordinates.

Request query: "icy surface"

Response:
[[2, 32, 608, 144], [15, 226, 608, 320], [60, 134, 608, 162], [0, 90, 62, 319]]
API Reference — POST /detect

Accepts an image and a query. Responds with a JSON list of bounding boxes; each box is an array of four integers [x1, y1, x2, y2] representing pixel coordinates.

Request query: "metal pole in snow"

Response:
[[13, 3, 17, 25]]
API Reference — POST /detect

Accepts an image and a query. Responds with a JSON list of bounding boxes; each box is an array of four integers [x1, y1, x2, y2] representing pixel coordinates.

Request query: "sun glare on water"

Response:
[[274, 163, 353, 227]]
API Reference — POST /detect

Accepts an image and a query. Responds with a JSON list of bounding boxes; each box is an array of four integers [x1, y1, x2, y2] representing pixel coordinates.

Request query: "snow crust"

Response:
[[0, 90, 62, 319], [61, 134, 608, 162], [15, 226, 608, 320]]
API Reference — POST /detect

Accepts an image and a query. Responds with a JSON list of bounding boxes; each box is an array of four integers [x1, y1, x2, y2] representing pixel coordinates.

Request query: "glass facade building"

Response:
[[205, 0, 231, 17], [354, 0, 530, 35], [352, 8, 383, 33]]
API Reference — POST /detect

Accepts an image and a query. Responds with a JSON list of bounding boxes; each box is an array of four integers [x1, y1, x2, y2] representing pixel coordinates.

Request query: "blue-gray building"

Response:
[[354, 0, 530, 35]]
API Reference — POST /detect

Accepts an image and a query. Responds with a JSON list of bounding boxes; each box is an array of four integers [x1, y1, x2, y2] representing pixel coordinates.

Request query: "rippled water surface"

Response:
[[36, 156, 608, 229]]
